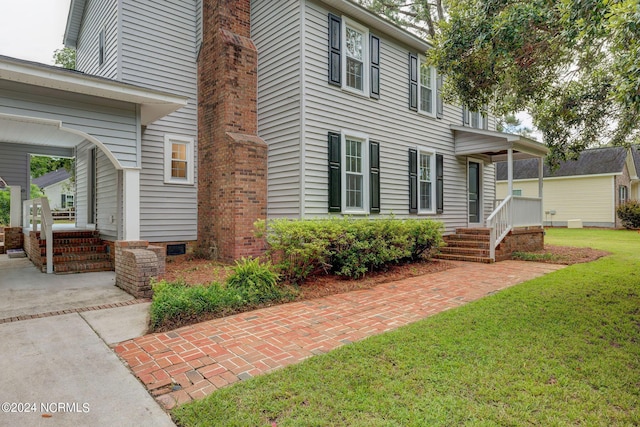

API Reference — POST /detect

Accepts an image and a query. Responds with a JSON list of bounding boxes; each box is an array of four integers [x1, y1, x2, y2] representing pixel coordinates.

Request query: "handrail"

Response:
[[22, 197, 54, 274], [486, 195, 513, 261]]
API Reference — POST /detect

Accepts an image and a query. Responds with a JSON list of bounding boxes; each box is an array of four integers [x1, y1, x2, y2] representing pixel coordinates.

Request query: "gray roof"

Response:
[[496, 146, 631, 180], [32, 168, 71, 189]]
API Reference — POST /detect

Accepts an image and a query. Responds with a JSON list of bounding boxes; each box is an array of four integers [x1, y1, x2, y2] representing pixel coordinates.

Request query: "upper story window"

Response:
[[463, 107, 488, 129], [164, 135, 194, 185], [409, 54, 442, 118], [419, 59, 436, 115], [98, 29, 105, 66], [328, 14, 380, 99]]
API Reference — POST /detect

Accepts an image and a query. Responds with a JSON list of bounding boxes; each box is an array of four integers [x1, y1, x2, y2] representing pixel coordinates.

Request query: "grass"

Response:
[[511, 250, 560, 262], [172, 228, 640, 426]]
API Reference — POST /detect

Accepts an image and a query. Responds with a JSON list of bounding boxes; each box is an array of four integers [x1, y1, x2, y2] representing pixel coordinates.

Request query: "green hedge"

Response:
[[149, 258, 296, 331], [617, 200, 640, 229], [257, 217, 444, 283]]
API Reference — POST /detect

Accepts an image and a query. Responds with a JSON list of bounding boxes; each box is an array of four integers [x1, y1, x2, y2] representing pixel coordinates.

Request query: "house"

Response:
[[0, 0, 548, 288], [496, 146, 640, 228], [32, 168, 74, 211]]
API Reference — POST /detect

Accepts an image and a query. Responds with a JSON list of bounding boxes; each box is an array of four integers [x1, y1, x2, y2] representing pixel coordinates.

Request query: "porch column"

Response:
[[507, 148, 514, 196], [122, 168, 140, 240], [538, 157, 544, 198], [9, 185, 21, 226]]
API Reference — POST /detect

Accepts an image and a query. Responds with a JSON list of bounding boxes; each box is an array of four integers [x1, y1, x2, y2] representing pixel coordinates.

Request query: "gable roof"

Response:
[[32, 168, 71, 189], [496, 146, 630, 180]]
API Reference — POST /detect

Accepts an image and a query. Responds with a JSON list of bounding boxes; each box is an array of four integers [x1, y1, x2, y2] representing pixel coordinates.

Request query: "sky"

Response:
[[0, 0, 71, 65]]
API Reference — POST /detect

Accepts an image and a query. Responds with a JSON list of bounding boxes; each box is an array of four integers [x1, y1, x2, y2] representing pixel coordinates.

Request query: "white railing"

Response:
[[23, 197, 54, 274], [486, 195, 543, 261]]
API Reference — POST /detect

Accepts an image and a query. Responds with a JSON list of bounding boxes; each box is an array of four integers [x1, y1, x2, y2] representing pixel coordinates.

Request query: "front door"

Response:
[[468, 161, 481, 224]]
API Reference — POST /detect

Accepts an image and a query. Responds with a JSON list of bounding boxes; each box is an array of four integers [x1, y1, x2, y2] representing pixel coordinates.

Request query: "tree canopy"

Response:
[[53, 47, 76, 70], [427, 0, 640, 165]]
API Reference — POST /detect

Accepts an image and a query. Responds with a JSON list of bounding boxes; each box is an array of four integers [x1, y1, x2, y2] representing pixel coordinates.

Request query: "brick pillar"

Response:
[[115, 241, 165, 299], [197, 0, 267, 263]]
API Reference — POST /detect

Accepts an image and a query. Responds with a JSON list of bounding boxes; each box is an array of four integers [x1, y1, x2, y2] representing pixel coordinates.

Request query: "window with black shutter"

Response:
[[328, 132, 341, 212]]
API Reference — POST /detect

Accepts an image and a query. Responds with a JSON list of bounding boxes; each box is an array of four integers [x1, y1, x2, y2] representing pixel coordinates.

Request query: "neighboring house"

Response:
[[496, 146, 640, 228], [31, 168, 74, 210], [0, 0, 548, 271]]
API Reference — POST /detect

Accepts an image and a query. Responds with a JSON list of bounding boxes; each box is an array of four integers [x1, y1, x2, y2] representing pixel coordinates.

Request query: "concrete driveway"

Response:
[[0, 254, 174, 426]]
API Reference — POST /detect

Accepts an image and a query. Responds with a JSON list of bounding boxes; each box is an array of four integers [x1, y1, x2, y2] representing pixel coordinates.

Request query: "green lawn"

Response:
[[173, 228, 640, 426]]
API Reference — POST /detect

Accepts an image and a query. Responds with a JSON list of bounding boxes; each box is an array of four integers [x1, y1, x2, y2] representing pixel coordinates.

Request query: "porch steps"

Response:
[[435, 228, 494, 263], [37, 230, 113, 273]]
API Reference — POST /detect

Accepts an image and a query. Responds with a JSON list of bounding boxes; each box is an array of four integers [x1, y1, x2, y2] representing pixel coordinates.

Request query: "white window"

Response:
[[418, 149, 436, 212], [164, 135, 194, 185], [619, 185, 629, 204], [342, 131, 369, 213], [512, 189, 523, 196], [342, 19, 369, 95], [419, 59, 436, 115], [464, 109, 487, 129]]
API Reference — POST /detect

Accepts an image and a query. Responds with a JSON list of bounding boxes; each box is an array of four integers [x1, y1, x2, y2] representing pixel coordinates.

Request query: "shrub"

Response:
[[617, 200, 640, 229], [149, 280, 243, 330], [226, 258, 293, 304], [258, 217, 444, 282]]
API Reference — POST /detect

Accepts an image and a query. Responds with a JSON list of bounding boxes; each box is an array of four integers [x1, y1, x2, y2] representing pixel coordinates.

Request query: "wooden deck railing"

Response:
[[23, 197, 54, 274], [486, 196, 543, 261]]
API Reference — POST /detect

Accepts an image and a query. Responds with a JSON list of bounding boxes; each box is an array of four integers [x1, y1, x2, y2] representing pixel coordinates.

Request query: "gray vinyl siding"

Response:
[[301, 0, 493, 232], [95, 150, 118, 239], [121, 0, 198, 242], [74, 142, 91, 228], [75, 0, 119, 79], [0, 143, 72, 202], [0, 81, 138, 168], [252, 0, 303, 217]]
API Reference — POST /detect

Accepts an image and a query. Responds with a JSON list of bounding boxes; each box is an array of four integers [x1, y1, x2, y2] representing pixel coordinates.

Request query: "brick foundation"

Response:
[[25, 231, 43, 270], [115, 241, 166, 299], [496, 227, 545, 261], [197, 0, 267, 263]]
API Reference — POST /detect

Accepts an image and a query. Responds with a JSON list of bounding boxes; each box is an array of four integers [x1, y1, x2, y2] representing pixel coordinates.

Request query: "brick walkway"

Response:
[[114, 260, 564, 409]]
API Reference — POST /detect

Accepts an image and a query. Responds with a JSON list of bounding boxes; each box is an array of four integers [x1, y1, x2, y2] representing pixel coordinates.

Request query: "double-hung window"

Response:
[[418, 151, 435, 212], [328, 14, 380, 98], [419, 59, 436, 115], [164, 135, 194, 185], [462, 107, 488, 129], [328, 131, 380, 214]]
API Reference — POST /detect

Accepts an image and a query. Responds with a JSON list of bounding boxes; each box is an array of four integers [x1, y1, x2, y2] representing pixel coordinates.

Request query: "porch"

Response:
[[438, 125, 549, 262]]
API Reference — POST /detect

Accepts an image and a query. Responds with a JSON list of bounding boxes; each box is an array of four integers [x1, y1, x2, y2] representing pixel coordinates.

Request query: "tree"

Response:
[[53, 47, 76, 70], [496, 114, 534, 138], [30, 156, 74, 179], [427, 0, 640, 166], [355, 0, 445, 39]]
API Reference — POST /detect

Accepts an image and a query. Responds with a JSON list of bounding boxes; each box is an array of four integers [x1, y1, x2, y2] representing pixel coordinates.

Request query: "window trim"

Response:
[[417, 147, 436, 214], [341, 18, 370, 97], [418, 57, 437, 117], [164, 134, 194, 185], [341, 130, 370, 214]]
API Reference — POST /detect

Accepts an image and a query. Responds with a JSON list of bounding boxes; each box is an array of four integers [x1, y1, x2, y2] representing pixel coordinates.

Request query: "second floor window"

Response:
[[419, 61, 436, 115], [345, 26, 364, 92]]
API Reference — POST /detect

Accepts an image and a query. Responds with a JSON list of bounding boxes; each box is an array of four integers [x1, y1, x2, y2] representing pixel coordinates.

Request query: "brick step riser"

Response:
[[443, 240, 490, 249], [438, 247, 491, 257], [39, 238, 103, 247], [454, 228, 491, 235], [33, 231, 98, 239], [53, 261, 114, 273], [444, 235, 491, 242], [51, 253, 111, 263], [40, 245, 107, 256], [434, 253, 493, 263]]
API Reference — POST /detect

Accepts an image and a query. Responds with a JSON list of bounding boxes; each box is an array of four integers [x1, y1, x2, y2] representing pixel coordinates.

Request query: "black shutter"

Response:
[[462, 105, 469, 125], [370, 35, 380, 99], [436, 73, 443, 119], [409, 148, 418, 213], [328, 14, 342, 86], [370, 141, 380, 213], [328, 132, 341, 212], [409, 54, 418, 111], [436, 154, 444, 214]]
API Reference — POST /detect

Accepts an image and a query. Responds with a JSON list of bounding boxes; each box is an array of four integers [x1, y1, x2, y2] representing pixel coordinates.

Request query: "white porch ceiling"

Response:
[[451, 125, 549, 162]]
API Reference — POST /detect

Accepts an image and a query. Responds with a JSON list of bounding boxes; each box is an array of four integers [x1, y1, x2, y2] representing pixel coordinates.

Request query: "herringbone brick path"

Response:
[[114, 260, 563, 409]]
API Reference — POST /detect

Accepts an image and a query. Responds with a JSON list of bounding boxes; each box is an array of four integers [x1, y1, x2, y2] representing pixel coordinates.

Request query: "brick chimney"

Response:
[[197, 0, 267, 262]]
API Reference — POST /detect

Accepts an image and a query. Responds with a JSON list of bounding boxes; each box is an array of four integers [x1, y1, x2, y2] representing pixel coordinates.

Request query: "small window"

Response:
[[619, 185, 629, 204], [512, 189, 523, 196], [463, 107, 488, 129], [61, 193, 75, 208], [98, 29, 105, 66], [164, 135, 194, 185]]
